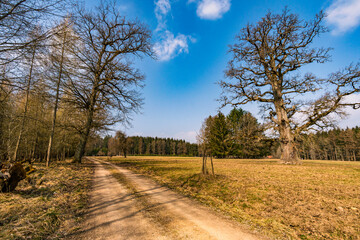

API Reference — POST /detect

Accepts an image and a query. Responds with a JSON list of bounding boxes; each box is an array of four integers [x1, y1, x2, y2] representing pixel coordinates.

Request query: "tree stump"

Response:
[[0, 162, 27, 192]]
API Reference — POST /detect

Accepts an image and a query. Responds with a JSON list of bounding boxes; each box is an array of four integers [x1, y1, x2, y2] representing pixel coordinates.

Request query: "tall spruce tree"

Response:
[[227, 108, 266, 158], [209, 112, 232, 158]]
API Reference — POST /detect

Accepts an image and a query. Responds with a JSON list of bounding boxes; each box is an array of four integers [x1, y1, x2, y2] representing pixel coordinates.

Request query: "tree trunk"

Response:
[[355, 151, 358, 161], [334, 146, 338, 160], [280, 139, 299, 164], [62, 147, 65, 160], [46, 30, 67, 167], [201, 156, 205, 174], [13, 47, 36, 162], [279, 124, 299, 164], [30, 132, 38, 163], [74, 91, 96, 163], [74, 112, 93, 163], [274, 96, 300, 164], [74, 133, 87, 163], [201, 149, 207, 175], [210, 154, 214, 176], [340, 150, 344, 161], [324, 150, 328, 160], [30, 104, 40, 164]]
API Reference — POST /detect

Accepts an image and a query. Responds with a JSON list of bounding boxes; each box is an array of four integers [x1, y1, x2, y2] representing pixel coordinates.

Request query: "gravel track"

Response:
[[70, 158, 264, 240]]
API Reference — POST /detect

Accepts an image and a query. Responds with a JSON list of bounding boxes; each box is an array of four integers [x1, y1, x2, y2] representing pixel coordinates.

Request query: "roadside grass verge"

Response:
[[0, 160, 93, 239], [101, 156, 360, 240]]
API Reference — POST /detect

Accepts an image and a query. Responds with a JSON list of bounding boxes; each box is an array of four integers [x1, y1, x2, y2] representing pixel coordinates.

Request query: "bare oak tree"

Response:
[[69, 2, 152, 163], [220, 9, 360, 164]]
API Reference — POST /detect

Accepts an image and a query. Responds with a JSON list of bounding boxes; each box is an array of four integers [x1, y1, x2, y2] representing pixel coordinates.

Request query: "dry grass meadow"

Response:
[[102, 156, 360, 240], [0, 161, 93, 239]]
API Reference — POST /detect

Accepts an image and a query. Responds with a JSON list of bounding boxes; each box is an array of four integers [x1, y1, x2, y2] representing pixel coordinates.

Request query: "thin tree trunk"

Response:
[[340, 150, 344, 161], [30, 103, 40, 164], [334, 146, 338, 160], [46, 30, 67, 167], [7, 118, 14, 162], [353, 151, 357, 161], [204, 156, 208, 175], [324, 150, 328, 160], [202, 153, 206, 174], [13, 47, 36, 162], [210, 154, 214, 176], [30, 126, 38, 163], [61, 133, 66, 161]]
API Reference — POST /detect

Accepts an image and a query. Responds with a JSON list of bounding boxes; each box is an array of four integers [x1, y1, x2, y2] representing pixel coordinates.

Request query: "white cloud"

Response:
[[155, 0, 171, 17], [153, 31, 195, 61], [339, 93, 360, 127], [153, 0, 196, 61], [189, 0, 231, 20], [326, 0, 360, 34], [154, 0, 171, 30]]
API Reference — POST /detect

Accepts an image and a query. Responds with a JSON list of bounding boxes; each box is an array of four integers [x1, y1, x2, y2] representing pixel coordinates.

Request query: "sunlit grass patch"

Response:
[[0, 161, 93, 239], [102, 156, 360, 239]]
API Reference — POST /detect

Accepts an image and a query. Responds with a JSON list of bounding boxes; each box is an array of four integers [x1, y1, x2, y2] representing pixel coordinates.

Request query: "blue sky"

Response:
[[90, 0, 360, 142]]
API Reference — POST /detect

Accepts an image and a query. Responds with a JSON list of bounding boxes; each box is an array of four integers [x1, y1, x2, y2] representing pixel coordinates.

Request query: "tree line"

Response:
[[86, 109, 360, 162], [198, 108, 360, 162], [0, 0, 152, 166], [299, 127, 360, 161], [87, 132, 199, 157]]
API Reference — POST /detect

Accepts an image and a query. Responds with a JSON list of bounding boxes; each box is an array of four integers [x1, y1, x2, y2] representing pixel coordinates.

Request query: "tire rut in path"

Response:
[[68, 160, 168, 240], [71, 158, 264, 240]]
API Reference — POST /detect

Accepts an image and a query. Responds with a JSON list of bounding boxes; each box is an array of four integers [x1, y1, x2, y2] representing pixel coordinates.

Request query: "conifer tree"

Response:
[[209, 112, 232, 158]]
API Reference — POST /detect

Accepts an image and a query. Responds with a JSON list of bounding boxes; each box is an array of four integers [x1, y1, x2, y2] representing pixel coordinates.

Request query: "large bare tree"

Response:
[[68, 2, 152, 163], [220, 9, 360, 164]]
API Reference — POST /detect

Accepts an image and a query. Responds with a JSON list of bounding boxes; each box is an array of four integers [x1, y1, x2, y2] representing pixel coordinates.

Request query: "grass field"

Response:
[[0, 161, 93, 240], [102, 156, 360, 240]]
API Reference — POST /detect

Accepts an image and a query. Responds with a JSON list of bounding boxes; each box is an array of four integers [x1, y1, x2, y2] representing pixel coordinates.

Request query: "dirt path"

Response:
[[70, 158, 265, 240]]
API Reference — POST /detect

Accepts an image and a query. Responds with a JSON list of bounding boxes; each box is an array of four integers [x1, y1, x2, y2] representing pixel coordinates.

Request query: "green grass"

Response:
[[101, 156, 360, 240], [0, 160, 93, 240]]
